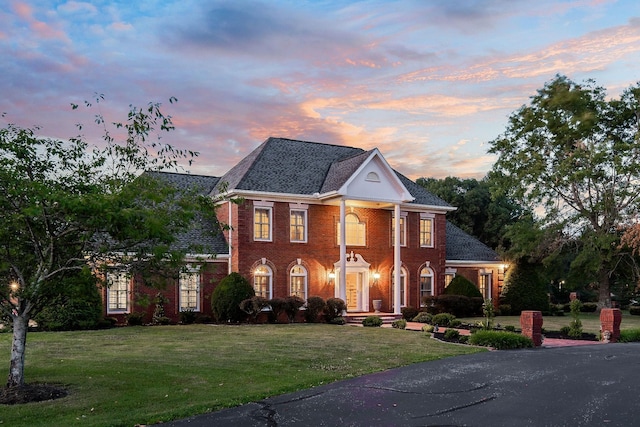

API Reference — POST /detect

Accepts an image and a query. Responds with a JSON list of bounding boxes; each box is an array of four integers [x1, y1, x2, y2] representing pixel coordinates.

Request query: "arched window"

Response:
[[254, 264, 272, 299], [290, 265, 307, 300], [337, 213, 366, 246], [419, 266, 434, 305], [391, 267, 408, 307]]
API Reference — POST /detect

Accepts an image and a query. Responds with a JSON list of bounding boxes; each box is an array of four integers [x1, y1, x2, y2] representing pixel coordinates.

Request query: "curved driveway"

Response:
[[160, 343, 639, 426]]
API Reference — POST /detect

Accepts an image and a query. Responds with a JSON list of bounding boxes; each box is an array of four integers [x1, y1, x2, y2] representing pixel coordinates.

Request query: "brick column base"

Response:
[[600, 308, 622, 343], [520, 310, 543, 347]]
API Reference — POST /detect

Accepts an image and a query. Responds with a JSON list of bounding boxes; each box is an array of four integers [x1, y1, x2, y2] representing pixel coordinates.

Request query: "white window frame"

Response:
[[179, 269, 201, 312], [290, 264, 307, 300], [419, 213, 434, 248], [254, 264, 273, 299], [253, 201, 273, 242], [337, 213, 366, 246], [106, 270, 131, 314], [479, 270, 492, 299], [419, 266, 434, 305], [391, 213, 407, 247], [289, 205, 308, 243]]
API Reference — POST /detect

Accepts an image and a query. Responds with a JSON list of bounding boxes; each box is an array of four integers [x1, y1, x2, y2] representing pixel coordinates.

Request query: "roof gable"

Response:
[[327, 149, 414, 203]]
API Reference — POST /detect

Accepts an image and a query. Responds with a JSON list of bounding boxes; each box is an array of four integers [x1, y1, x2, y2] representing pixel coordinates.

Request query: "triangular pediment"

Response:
[[329, 149, 414, 204]]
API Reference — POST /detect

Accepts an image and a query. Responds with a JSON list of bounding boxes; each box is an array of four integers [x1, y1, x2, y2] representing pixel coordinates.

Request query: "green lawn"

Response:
[[0, 324, 484, 427], [460, 311, 640, 334]]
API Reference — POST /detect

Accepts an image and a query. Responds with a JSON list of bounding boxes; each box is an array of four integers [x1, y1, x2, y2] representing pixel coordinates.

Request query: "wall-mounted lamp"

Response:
[[328, 271, 336, 286], [372, 272, 381, 285]]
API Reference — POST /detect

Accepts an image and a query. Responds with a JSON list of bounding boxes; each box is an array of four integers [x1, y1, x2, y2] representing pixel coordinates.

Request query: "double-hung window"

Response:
[[107, 270, 130, 314], [479, 271, 492, 299], [290, 205, 308, 243], [179, 270, 200, 312], [419, 214, 434, 247], [254, 202, 273, 241]]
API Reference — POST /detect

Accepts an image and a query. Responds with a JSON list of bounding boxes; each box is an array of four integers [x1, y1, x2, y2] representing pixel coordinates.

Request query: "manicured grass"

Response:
[[0, 324, 484, 426], [461, 311, 640, 334]]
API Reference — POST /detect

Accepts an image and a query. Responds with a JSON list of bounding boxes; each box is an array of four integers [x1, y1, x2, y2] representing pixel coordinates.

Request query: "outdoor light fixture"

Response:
[[328, 271, 336, 285], [372, 272, 380, 285]]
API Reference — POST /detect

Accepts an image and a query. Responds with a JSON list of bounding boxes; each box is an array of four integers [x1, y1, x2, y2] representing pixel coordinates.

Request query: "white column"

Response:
[[393, 203, 401, 315], [339, 198, 347, 304]]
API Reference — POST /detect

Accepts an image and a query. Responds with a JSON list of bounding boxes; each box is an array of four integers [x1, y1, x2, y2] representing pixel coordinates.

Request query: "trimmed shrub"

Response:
[[211, 272, 255, 323], [326, 298, 347, 322], [391, 319, 407, 329], [432, 313, 456, 327], [435, 295, 471, 317], [126, 311, 145, 326], [179, 309, 197, 325], [240, 296, 269, 322], [283, 295, 305, 323], [619, 329, 640, 342], [362, 315, 383, 327], [305, 296, 326, 323], [444, 275, 482, 298], [329, 316, 346, 325], [629, 306, 640, 316], [401, 306, 419, 321], [468, 330, 534, 349], [412, 312, 433, 324], [580, 303, 598, 313], [268, 297, 286, 323], [443, 329, 461, 340], [504, 325, 516, 332], [422, 324, 434, 333], [449, 319, 462, 328]]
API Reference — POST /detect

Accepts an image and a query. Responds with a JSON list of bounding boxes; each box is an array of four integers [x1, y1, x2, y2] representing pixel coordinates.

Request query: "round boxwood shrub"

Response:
[[391, 319, 407, 329], [468, 330, 534, 349], [362, 315, 383, 327], [412, 312, 433, 324], [444, 275, 482, 298], [401, 306, 419, 321], [211, 272, 254, 322], [443, 329, 461, 340], [326, 298, 346, 322], [432, 313, 456, 327]]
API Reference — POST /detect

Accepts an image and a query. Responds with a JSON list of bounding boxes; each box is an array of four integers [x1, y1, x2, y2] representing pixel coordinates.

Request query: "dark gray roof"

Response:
[[144, 171, 229, 255], [218, 137, 451, 208], [446, 221, 500, 262]]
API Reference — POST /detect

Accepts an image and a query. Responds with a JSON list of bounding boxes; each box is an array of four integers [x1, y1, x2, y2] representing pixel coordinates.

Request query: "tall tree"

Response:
[[0, 98, 221, 390], [488, 75, 640, 309]]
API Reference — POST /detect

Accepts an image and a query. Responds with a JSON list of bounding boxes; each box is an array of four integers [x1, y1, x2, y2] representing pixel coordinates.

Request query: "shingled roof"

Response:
[[218, 137, 451, 208], [144, 171, 229, 255], [445, 221, 500, 262]]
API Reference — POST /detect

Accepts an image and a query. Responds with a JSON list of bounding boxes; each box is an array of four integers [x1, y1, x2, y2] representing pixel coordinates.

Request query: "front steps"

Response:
[[345, 312, 403, 325]]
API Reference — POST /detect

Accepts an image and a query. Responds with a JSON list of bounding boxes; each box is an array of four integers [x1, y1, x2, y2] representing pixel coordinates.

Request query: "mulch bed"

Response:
[[0, 383, 68, 405], [543, 331, 598, 341]]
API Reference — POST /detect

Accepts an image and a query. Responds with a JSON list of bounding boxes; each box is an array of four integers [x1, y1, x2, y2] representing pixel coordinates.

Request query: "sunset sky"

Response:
[[2, 0, 640, 180]]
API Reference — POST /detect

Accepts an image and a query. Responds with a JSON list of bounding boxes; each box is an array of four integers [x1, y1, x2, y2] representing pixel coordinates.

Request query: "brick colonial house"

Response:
[[102, 137, 504, 323]]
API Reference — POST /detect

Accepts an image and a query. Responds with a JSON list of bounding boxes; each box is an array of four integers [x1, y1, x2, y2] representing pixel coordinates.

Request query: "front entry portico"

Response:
[[334, 252, 371, 312]]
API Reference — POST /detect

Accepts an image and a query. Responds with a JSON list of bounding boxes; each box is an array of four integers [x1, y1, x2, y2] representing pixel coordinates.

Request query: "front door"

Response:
[[346, 272, 362, 311]]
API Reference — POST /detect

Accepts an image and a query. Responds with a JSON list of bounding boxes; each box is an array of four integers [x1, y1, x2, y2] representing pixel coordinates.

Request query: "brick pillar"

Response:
[[600, 308, 622, 343], [520, 311, 543, 347]]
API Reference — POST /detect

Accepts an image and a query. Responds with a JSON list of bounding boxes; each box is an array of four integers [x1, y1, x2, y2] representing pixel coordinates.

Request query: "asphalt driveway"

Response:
[[158, 343, 640, 426]]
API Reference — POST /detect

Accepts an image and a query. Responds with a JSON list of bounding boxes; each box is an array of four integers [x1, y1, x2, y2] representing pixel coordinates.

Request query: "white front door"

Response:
[[346, 272, 363, 311]]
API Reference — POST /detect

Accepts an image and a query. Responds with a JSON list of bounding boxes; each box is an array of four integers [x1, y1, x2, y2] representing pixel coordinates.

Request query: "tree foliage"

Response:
[[0, 97, 222, 389], [500, 261, 550, 314], [211, 272, 254, 322], [488, 75, 640, 308], [416, 175, 526, 251], [443, 275, 483, 298]]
